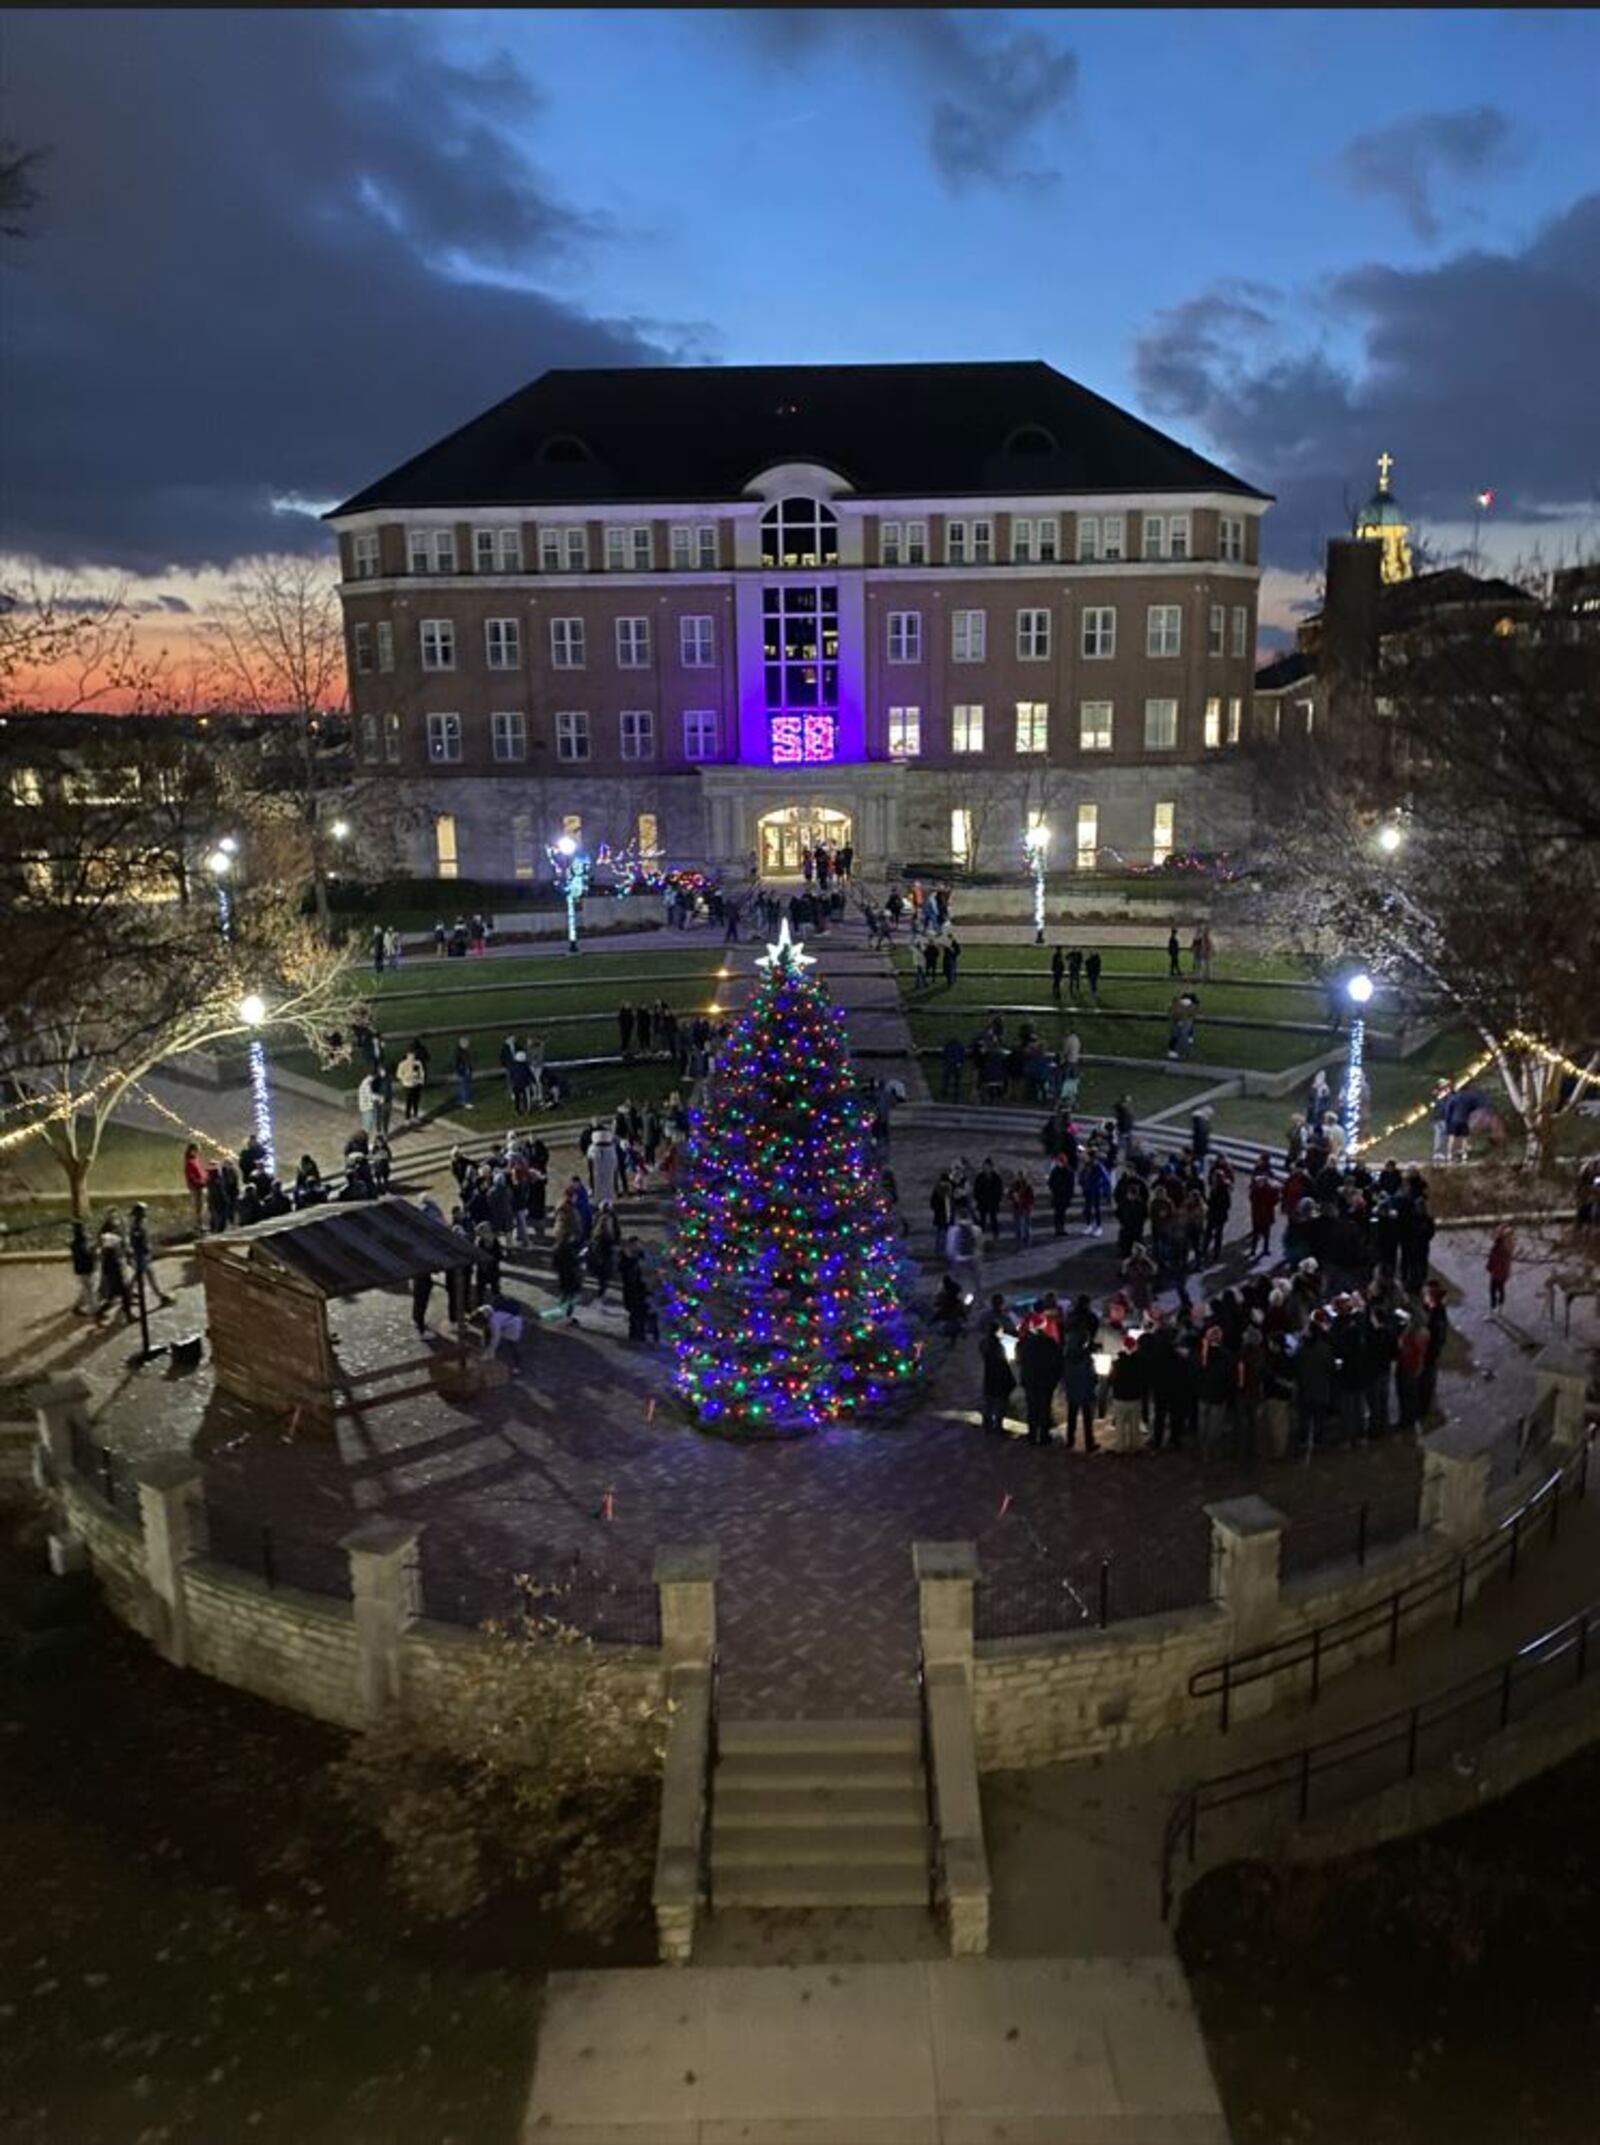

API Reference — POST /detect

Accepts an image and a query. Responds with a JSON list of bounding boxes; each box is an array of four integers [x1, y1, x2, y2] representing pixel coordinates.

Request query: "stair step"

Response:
[[712, 1822, 928, 1870], [710, 1864, 931, 1910], [714, 1783, 927, 1829], [717, 1716, 920, 1757], [715, 1751, 925, 1794]]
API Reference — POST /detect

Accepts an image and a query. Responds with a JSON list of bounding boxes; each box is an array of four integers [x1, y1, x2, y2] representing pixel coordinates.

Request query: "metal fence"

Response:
[[203, 1502, 355, 1600], [67, 1417, 145, 1528], [975, 1526, 1215, 1639], [420, 1542, 662, 1647], [1277, 1485, 1424, 1582]]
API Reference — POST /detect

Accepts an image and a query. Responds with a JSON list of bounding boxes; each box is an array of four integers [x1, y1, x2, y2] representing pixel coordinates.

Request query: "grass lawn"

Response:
[[903, 998, 1326, 1075], [893, 943, 1321, 986], [0, 1123, 193, 1249]]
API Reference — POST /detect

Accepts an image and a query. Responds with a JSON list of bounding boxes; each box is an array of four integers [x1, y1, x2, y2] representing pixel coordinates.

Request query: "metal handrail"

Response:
[[1162, 1594, 1600, 1921], [699, 1646, 720, 1915], [1193, 1425, 1594, 1731]]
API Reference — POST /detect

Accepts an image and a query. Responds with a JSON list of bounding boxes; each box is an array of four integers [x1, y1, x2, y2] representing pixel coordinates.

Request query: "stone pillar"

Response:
[[136, 1456, 207, 1668], [1533, 1343, 1591, 1455], [914, 1541, 978, 1673], [1205, 1497, 1286, 1654], [30, 1372, 93, 1487], [342, 1519, 421, 1723], [1420, 1422, 1493, 1548], [653, 1544, 718, 1668]]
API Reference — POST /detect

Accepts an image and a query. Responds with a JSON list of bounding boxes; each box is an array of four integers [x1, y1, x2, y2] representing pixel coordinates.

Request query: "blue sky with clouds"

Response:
[[2, 7, 1597, 638]]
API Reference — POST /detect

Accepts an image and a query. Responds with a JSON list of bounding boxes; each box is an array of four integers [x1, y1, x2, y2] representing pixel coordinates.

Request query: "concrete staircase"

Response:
[[709, 1718, 932, 1911]]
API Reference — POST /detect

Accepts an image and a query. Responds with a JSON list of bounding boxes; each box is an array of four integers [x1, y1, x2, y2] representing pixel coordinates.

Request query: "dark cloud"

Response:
[[0, 12, 690, 574], [1132, 193, 1600, 574], [1339, 105, 1522, 242], [735, 10, 1077, 191]]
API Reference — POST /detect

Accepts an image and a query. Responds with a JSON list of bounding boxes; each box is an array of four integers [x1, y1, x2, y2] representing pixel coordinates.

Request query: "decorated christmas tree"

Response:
[[663, 922, 922, 1431]]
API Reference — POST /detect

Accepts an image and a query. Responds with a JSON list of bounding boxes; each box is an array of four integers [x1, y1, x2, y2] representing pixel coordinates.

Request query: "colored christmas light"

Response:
[[662, 928, 922, 1431]]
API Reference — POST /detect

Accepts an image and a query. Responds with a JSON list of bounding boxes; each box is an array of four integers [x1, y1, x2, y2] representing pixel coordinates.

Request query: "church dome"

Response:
[[1360, 489, 1406, 527]]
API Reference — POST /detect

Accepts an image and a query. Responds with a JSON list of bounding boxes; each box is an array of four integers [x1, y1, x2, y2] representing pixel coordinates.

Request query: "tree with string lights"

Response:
[[662, 921, 921, 1431]]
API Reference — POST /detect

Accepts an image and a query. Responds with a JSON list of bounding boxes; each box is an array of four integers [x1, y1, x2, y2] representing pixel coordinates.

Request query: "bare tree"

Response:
[[0, 575, 174, 717]]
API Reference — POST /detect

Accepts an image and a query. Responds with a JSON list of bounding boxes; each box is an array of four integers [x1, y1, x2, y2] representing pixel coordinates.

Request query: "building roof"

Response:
[[1253, 650, 1315, 692], [203, 1197, 474, 1297], [1377, 567, 1530, 631], [327, 361, 1272, 517]]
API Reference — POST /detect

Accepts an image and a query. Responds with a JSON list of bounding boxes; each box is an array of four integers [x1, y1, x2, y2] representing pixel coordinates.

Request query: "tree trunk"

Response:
[[55, 1143, 91, 1219]]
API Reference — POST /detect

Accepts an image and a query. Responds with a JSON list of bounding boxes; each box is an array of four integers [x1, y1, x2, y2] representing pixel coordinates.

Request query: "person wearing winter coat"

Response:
[[1486, 1226, 1515, 1311], [128, 1202, 174, 1309], [972, 1160, 1005, 1243], [1009, 1172, 1036, 1250], [397, 1050, 427, 1123], [978, 1324, 1016, 1436], [94, 1215, 135, 1323], [1396, 1315, 1429, 1429], [1247, 1161, 1280, 1260], [1108, 1335, 1147, 1452], [1060, 1319, 1100, 1453], [589, 1126, 619, 1204], [587, 1203, 621, 1301], [70, 1220, 97, 1315], [1195, 1327, 1236, 1456], [1080, 1155, 1112, 1236], [1294, 1319, 1337, 1453], [1016, 1312, 1064, 1448], [182, 1142, 209, 1230], [1047, 1154, 1077, 1238]]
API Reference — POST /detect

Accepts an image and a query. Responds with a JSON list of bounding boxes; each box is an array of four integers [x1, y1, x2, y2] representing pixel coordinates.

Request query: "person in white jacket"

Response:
[[589, 1125, 619, 1203]]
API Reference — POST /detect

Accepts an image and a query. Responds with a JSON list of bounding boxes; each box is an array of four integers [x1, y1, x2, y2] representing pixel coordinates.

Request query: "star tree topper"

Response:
[[755, 916, 816, 975]]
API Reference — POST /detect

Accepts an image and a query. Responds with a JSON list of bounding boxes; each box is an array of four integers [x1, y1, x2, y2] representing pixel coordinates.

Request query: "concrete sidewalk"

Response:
[[523, 1955, 1230, 2144]]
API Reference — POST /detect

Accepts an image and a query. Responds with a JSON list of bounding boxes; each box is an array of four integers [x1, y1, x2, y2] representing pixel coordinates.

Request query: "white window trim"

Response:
[[1079, 701, 1114, 753], [420, 618, 455, 671], [551, 617, 585, 669], [1147, 605, 1183, 659], [1082, 606, 1117, 660], [555, 710, 591, 763], [1208, 604, 1226, 658], [887, 706, 922, 759], [491, 710, 527, 762], [485, 617, 521, 671], [426, 711, 462, 764], [679, 615, 715, 668], [1015, 700, 1049, 754], [351, 533, 382, 579], [620, 709, 656, 761], [1232, 606, 1250, 658], [951, 608, 986, 663], [1143, 698, 1179, 751], [952, 703, 985, 754], [1203, 697, 1223, 749], [682, 709, 718, 761], [1017, 608, 1052, 661], [887, 610, 923, 664], [616, 616, 651, 669]]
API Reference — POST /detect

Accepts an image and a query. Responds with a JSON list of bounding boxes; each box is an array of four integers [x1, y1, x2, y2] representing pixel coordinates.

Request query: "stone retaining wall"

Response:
[[183, 1562, 365, 1729]]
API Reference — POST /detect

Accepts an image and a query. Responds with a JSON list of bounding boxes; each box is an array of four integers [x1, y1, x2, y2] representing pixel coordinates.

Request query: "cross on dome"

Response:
[[756, 917, 816, 974]]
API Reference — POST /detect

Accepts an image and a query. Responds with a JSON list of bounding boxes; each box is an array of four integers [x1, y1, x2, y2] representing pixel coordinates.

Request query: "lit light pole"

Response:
[[548, 833, 592, 955], [1023, 822, 1050, 946], [1343, 971, 1373, 1155], [207, 841, 276, 1175]]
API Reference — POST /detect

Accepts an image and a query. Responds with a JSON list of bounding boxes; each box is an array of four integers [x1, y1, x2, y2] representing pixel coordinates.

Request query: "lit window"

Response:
[[419, 619, 455, 671], [616, 617, 651, 668], [434, 812, 459, 879], [887, 707, 921, 758], [951, 807, 974, 866], [426, 712, 461, 763], [409, 528, 456, 574], [760, 498, 838, 569], [475, 527, 521, 572], [1232, 606, 1250, 658], [620, 709, 655, 760], [637, 813, 659, 855], [556, 710, 590, 762], [485, 618, 521, 670], [1147, 605, 1182, 658], [491, 710, 527, 762], [763, 583, 838, 761], [352, 622, 373, 675], [550, 617, 585, 669], [1017, 608, 1051, 660], [1152, 801, 1175, 866], [1082, 606, 1116, 659], [952, 703, 985, 754], [1015, 700, 1049, 753], [1076, 803, 1098, 871], [683, 710, 718, 761], [351, 532, 381, 580], [1227, 696, 1242, 744], [680, 615, 715, 667], [952, 609, 986, 662], [1219, 515, 1245, 563], [1144, 699, 1179, 750], [1208, 605, 1225, 658], [887, 611, 922, 663], [376, 621, 394, 673], [1079, 701, 1113, 752], [1203, 698, 1222, 749]]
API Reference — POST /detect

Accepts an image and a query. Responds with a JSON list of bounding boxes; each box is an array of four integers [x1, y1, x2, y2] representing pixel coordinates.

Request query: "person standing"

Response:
[[371, 924, 386, 977], [618, 1002, 636, 1060], [412, 1268, 434, 1337], [1016, 1307, 1063, 1448], [397, 1048, 426, 1123], [70, 1220, 97, 1315], [978, 1321, 1016, 1436], [1080, 1152, 1111, 1236], [94, 1214, 135, 1324], [182, 1141, 209, 1231], [973, 1158, 1005, 1245], [453, 1036, 475, 1111], [1419, 1283, 1450, 1421], [1248, 1158, 1279, 1260], [1047, 1151, 1076, 1238], [942, 933, 961, 989], [1084, 950, 1102, 1004], [1060, 1310, 1100, 1453], [1066, 946, 1083, 1002], [1486, 1226, 1514, 1311], [1009, 1170, 1036, 1250], [128, 1202, 174, 1309], [1167, 927, 1182, 979], [1109, 1333, 1147, 1453], [1050, 946, 1065, 1004], [356, 1070, 380, 1141]]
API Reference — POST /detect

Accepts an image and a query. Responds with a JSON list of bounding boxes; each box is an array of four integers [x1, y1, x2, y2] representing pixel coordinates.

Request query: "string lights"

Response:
[[662, 922, 922, 1431]]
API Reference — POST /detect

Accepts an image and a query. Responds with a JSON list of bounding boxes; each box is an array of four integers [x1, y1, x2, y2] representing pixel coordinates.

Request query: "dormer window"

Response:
[[1004, 424, 1058, 457], [538, 433, 593, 465], [761, 496, 838, 570]]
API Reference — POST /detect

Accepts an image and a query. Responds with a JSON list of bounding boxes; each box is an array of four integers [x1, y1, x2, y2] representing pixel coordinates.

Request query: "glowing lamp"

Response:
[[555, 834, 577, 858], [330, 818, 351, 841], [1347, 972, 1374, 1006], [206, 848, 233, 877], [238, 992, 267, 1027], [1377, 824, 1403, 855], [219, 835, 239, 857]]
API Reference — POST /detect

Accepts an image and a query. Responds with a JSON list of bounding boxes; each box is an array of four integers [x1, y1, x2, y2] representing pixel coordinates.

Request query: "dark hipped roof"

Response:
[[206, 1197, 474, 1296], [328, 361, 1271, 516], [1253, 650, 1315, 692]]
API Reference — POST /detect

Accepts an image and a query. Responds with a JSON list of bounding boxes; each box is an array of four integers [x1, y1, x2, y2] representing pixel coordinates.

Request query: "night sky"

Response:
[[2, 7, 1597, 652]]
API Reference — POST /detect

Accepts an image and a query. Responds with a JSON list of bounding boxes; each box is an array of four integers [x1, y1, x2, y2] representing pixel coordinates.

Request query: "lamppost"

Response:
[[1343, 971, 1374, 1155], [207, 841, 276, 1174], [548, 833, 592, 955], [1023, 822, 1050, 945]]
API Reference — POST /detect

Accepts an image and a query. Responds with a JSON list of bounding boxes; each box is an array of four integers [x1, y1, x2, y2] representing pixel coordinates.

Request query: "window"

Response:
[[1082, 606, 1116, 659], [351, 532, 381, 580], [1079, 701, 1113, 752], [620, 709, 655, 760], [616, 617, 651, 668], [1208, 604, 1226, 658], [887, 610, 922, 663], [420, 619, 455, 670], [434, 813, 459, 880], [475, 527, 521, 572], [1232, 605, 1250, 658], [1204, 696, 1222, 749], [760, 497, 838, 569], [383, 711, 402, 762], [1219, 514, 1246, 563], [606, 524, 653, 571], [352, 622, 374, 675], [1168, 514, 1190, 560], [376, 620, 394, 673], [562, 813, 583, 842], [670, 524, 717, 570], [1017, 608, 1051, 660], [1015, 700, 1049, 753], [887, 706, 921, 758], [951, 808, 974, 867], [1079, 513, 1125, 561], [539, 526, 587, 572], [1011, 516, 1058, 563], [1227, 695, 1242, 745], [683, 709, 718, 761], [511, 813, 536, 882], [550, 617, 585, 669], [1144, 698, 1179, 750], [491, 710, 527, 762], [409, 528, 457, 574], [485, 617, 521, 670], [1076, 803, 1098, 871], [556, 710, 590, 762], [637, 813, 659, 856], [680, 615, 715, 668], [1147, 605, 1182, 658], [426, 712, 462, 763], [763, 583, 839, 763], [359, 713, 379, 761], [946, 518, 993, 565], [952, 703, 985, 753], [1152, 801, 1175, 866], [951, 608, 986, 662], [880, 519, 927, 566], [1142, 515, 1166, 561]]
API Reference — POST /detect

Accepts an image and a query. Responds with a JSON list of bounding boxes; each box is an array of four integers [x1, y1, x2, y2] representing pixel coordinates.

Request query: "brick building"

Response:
[[326, 361, 1271, 882]]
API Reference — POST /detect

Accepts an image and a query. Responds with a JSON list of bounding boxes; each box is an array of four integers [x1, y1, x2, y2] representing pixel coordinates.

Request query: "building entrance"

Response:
[[757, 805, 852, 877]]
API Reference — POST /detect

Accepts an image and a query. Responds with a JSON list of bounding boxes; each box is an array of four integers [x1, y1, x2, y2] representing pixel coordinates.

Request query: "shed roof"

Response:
[[203, 1197, 475, 1297]]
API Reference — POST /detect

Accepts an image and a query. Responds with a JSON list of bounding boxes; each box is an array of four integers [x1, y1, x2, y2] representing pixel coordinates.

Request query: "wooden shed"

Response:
[[197, 1198, 476, 1436]]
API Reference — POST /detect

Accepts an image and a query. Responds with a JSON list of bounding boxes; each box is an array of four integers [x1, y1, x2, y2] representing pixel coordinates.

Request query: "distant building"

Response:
[[325, 360, 1273, 881], [1353, 451, 1414, 585]]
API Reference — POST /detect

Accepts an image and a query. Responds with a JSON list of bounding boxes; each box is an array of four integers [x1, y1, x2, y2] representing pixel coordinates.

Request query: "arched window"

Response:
[[538, 434, 593, 465], [760, 496, 839, 570], [1003, 424, 1058, 458]]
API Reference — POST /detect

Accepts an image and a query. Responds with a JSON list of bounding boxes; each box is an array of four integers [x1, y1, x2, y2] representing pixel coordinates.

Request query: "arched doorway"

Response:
[[757, 805, 852, 877]]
